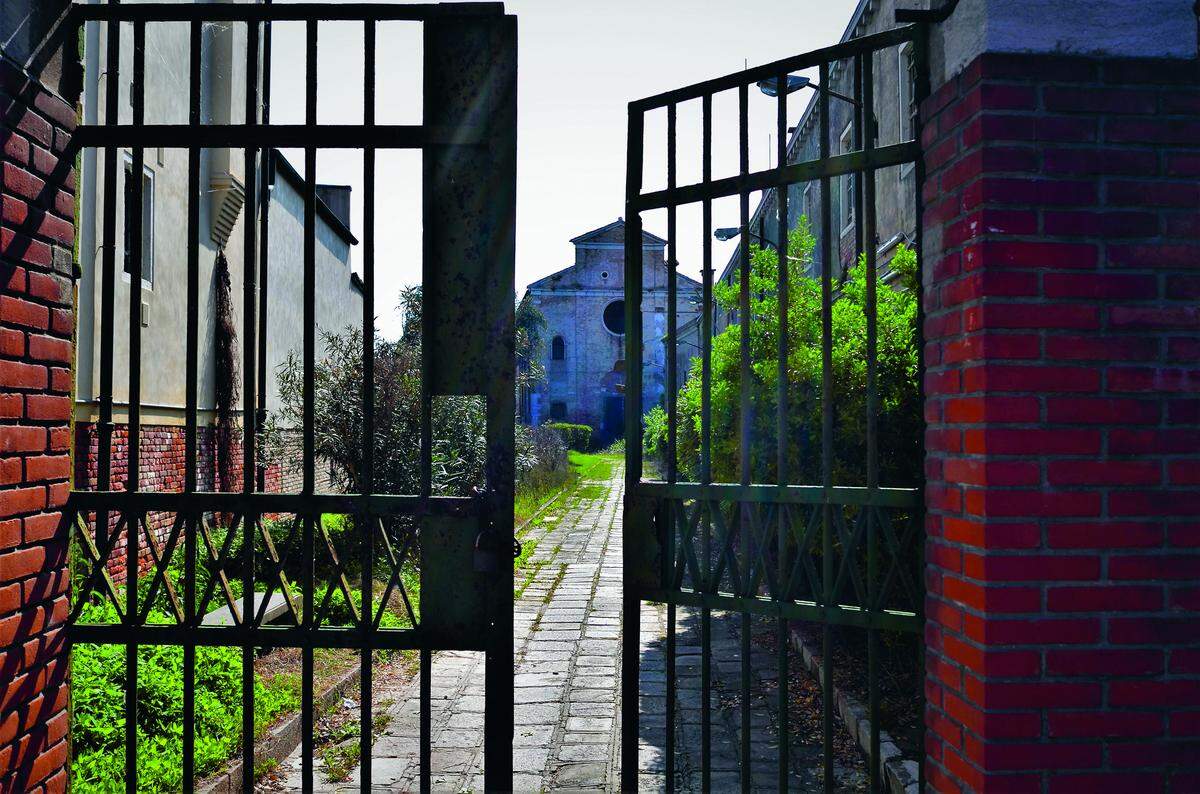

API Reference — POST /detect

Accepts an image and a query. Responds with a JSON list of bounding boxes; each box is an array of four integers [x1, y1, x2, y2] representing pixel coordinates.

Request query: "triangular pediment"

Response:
[[569, 218, 667, 247]]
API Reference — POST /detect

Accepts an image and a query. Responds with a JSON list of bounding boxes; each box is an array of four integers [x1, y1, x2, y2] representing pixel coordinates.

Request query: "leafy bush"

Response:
[[517, 424, 568, 484], [71, 599, 299, 792], [545, 422, 593, 452], [644, 220, 920, 488]]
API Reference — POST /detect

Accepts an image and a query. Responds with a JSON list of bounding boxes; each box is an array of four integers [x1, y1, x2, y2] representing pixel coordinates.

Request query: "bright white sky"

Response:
[[271, 0, 859, 338]]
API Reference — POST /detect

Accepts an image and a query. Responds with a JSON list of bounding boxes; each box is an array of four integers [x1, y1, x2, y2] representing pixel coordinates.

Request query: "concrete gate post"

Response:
[[920, 2, 1200, 790]]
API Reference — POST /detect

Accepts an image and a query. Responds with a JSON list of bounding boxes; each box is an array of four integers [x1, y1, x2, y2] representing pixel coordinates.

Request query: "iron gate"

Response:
[[66, 3, 516, 792], [622, 20, 932, 794]]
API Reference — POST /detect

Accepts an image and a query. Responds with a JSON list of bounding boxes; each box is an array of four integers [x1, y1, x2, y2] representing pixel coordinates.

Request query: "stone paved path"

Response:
[[273, 461, 859, 792]]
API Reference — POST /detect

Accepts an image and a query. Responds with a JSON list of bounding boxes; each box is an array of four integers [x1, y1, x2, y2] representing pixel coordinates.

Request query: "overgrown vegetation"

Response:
[[70, 512, 419, 792], [71, 599, 300, 791], [644, 220, 920, 488]]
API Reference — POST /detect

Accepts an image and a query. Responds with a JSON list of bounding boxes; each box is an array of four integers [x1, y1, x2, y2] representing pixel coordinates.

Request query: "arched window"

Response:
[[603, 300, 625, 335], [551, 335, 566, 360]]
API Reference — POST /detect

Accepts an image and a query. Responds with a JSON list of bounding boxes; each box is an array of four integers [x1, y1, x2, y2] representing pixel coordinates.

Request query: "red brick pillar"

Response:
[[922, 53, 1200, 792], [0, 51, 77, 790]]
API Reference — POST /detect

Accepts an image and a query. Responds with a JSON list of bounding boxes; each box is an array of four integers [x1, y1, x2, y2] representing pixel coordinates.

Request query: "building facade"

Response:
[[525, 219, 701, 445], [72, 19, 362, 568]]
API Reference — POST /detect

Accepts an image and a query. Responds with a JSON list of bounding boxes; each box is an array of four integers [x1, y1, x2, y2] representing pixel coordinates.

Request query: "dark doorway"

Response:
[[602, 394, 623, 445]]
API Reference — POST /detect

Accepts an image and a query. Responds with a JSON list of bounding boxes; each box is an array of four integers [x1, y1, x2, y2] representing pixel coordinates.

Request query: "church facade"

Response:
[[524, 219, 701, 445]]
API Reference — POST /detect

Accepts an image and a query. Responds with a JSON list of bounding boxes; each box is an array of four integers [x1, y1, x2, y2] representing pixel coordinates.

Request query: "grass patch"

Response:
[[70, 603, 303, 792], [515, 467, 575, 526], [568, 451, 618, 481], [576, 484, 606, 500]]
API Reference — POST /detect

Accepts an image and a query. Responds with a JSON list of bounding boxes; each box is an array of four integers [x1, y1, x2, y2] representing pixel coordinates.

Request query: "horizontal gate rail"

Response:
[[73, 124, 484, 150], [623, 16, 929, 794], [635, 481, 920, 508], [66, 624, 478, 650], [68, 491, 475, 515], [73, 2, 505, 22], [638, 589, 919, 631], [629, 140, 919, 212]]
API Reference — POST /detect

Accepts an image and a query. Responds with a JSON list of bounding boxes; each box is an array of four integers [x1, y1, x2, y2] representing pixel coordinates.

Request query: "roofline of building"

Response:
[[270, 149, 359, 246], [569, 217, 668, 247]]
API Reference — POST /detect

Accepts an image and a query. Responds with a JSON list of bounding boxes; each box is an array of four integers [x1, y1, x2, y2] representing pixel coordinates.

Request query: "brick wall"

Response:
[[922, 53, 1200, 792], [0, 55, 76, 793], [72, 423, 324, 582]]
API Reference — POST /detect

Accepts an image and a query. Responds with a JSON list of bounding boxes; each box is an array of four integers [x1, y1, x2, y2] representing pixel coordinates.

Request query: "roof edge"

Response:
[[271, 149, 359, 246]]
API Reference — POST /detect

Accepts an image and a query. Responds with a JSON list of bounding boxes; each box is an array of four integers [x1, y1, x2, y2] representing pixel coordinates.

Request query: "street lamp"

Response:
[[755, 74, 811, 97], [756, 73, 862, 109], [713, 227, 801, 261]]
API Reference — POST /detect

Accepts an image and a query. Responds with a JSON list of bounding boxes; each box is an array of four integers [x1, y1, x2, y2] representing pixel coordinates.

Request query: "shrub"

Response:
[[70, 599, 299, 792], [546, 422, 593, 452], [644, 221, 920, 488]]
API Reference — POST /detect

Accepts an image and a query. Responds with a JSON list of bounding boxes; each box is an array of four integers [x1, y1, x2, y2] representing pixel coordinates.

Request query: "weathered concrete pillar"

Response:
[[921, 2, 1199, 790], [0, 1, 79, 789]]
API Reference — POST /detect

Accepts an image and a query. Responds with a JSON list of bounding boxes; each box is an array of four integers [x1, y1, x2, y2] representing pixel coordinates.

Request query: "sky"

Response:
[[270, 0, 860, 338]]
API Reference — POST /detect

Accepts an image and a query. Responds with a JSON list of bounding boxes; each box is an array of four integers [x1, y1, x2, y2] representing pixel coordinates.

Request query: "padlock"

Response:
[[473, 531, 497, 572]]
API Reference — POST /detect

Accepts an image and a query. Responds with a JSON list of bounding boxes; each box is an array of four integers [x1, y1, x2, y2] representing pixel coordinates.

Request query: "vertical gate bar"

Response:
[[242, 20, 261, 792], [911, 25, 931, 794], [817, 59, 835, 794], [737, 80, 751, 794], [664, 100, 677, 794], [417, 17, 435, 782], [418, 17, 433, 789], [420, 649, 431, 794], [666, 106, 677, 484], [774, 71, 789, 794], [97, 2, 120, 551], [183, 18, 202, 792], [861, 50, 881, 794], [853, 55, 864, 272], [256, 9, 273, 494], [620, 105, 644, 794], [699, 90, 713, 794], [125, 20, 145, 793], [360, 18, 376, 794], [301, 19, 318, 794]]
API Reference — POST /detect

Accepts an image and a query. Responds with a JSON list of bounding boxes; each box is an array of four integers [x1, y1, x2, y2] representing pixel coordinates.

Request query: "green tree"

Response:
[[646, 218, 921, 487], [264, 286, 561, 498]]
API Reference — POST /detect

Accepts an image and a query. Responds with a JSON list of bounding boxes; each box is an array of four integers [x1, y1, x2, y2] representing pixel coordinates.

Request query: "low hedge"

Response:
[[545, 422, 593, 452]]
